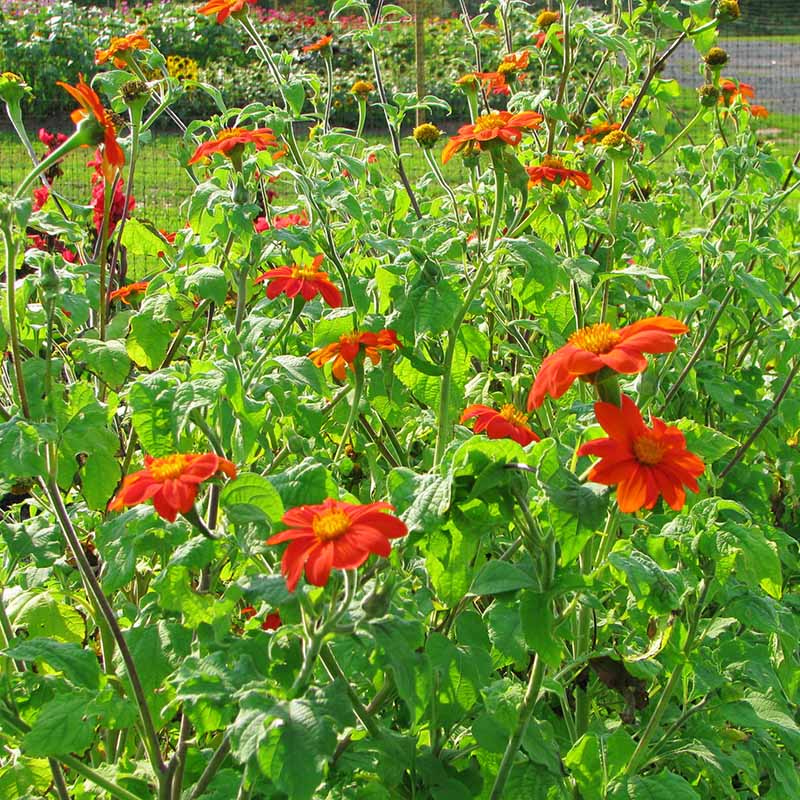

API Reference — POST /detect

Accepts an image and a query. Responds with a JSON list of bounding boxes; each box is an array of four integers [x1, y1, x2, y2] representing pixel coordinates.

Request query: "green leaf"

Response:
[[7, 590, 84, 644], [126, 312, 173, 369], [269, 458, 334, 509], [220, 473, 285, 527], [184, 267, 228, 305], [71, 338, 131, 388], [82, 451, 121, 511], [623, 769, 702, 800], [564, 734, 603, 800], [0, 757, 52, 799], [520, 591, 562, 667], [5, 639, 101, 690], [23, 691, 98, 757], [128, 373, 178, 457], [0, 418, 52, 479], [470, 561, 536, 596], [388, 468, 452, 533], [608, 548, 681, 615], [120, 218, 169, 279]]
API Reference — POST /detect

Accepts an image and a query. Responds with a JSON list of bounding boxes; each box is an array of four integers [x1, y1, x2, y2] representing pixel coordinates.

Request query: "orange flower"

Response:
[[57, 74, 124, 182], [474, 71, 513, 96], [719, 79, 755, 104], [461, 404, 540, 446], [576, 121, 621, 145], [475, 51, 530, 96], [535, 28, 564, 48], [108, 453, 237, 522], [303, 35, 333, 53], [95, 30, 150, 68], [253, 211, 309, 233], [527, 317, 688, 410], [109, 281, 149, 304], [267, 498, 407, 591], [254, 254, 342, 307], [578, 395, 704, 513], [502, 50, 530, 71], [749, 104, 769, 119], [526, 156, 592, 190], [441, 110, 543, 164], [197, 0, 257, 24], [188, 127, 280, 165], [309, 329, 400, 381]]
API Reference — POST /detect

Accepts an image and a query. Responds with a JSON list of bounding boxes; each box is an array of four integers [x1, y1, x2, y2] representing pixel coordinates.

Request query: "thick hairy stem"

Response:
[[41, 475, 167, 783], [186, 735, 232, 800], [334, 361, 364, 462]]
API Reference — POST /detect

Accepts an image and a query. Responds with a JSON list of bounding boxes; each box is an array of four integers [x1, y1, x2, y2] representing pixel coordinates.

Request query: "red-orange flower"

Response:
[[303, 35, 333, 53], [474, 51, 530, 96], [535, 28, 564, 48], [197, 0, 257, 24], [719, 79, 755, 104], [474, 71, 513, 96], [57, 74, 124, 182], [526, 156, 592, 190], [254, 254, 342, 307], [527, 317, 689, 409], [441, 110, 544, 164], [576, 122, 621, 145], [188, 127, 279, 165], [461, 404, 540, 446], [108, 453, 237, 522], [578, 395, 704, 513], [109, 281, 149, 305], [95, 30, 150, 68], [309, 329, 400, 381], [267, 498, 408, 591], [254, 211, 309, 233], [749, 104, 769, 119], [261, 612, 282, 630]]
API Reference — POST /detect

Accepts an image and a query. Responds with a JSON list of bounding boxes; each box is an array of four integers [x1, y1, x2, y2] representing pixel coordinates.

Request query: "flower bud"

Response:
[[717, 0, 740, 21], [350, 79, 374, 100], [600, 128, 637, 156], [536, 10, 560, 29], [698, 83, 720, 107], [412, 122, 441, 149], [0, 72, 32, 108], [704, 47, 728, 67]]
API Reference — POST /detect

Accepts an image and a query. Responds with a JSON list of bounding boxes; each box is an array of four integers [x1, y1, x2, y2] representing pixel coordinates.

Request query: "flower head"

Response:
[[527, 317, 689, 409], [474, 70, 513, 96], [578, 396, 704, 513], [108, 453, 237, 522], [441, 110, 543, 164], [109, 281, 149, 305], [601, 128, 638, 153], [698, 84, 720, 108], [413, 122, 441, 148], [576, 121, 620, 145], [57, 74, 124, 182], [254, 254, 342, 307], [95, 29, 150, 68], [704, 46, 728, 67], [461, 404, 540, 446], [267, 498, 407, 591], [0, 71, 32, 106], [749, 104, 769, 119], [527, 156, 592, 190], [350, 79, 374, 99], [303, 35, 333, 53], [717, 0, 740, 21], [33, 186, 49, 211], [536, 9, 560, 28], [254, 211, 309, 232], [455, 74, 480, 92], [188, 127, 279, 165], [310, 330, 400, 381], [197, 0, 257, 24], [719, 79, 755, 104]]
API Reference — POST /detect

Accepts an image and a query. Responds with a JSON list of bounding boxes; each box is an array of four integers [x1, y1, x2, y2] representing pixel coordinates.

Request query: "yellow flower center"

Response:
[[149, 454, 190, 481], [601, 129, 636, 149], [536, 10, 560, 28], [312, 508, 351, 541], [499, 404, 528, 427], [473, 113, 507, 133], [291, 265, 321, 280], [541, 155, 565, 170], [497, 63, 517, 77], [216, 127, 246, 141], [633, 434, 666, 466], [568, 323, 622, 354]]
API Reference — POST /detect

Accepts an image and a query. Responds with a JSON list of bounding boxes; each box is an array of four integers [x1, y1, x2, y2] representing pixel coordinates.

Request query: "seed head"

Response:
[[704, 47, 728, 67], [413, 122, 441, 149]]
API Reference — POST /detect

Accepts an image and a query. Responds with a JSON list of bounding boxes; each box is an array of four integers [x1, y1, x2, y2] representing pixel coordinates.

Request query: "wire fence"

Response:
[[1, 0, 797, 270]]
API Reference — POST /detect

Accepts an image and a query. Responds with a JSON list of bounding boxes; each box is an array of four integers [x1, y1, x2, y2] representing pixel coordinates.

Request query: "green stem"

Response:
[[244, 297, 303, 388], [646, 109, 702, 167], [334, 360, 364, 462], [487, 150, 506, 250], [423, 148, 461, 226], [559, 211, 582, 330], [488, 654, 546, 800], [608, 156, 624, 235], [0, 228, 30, 418], [323, 54, 334, 134], [355, 98, 367, 140], [13, 127, 90, 199], [98, 173, 117, 342]]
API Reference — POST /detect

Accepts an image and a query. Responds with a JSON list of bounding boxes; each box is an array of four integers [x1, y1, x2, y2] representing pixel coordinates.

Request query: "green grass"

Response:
[[719, 34, 800, 44]]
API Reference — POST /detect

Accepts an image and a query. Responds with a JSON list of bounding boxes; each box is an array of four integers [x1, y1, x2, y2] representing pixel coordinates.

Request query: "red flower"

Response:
[[197, 0, 257, 24], [254, 254, 342, 307], [719, 79, 755, 104], [188, 127, 280, 165], [267, 498, 408, 591], [57, 74, 124, 182], [108, 453, 237, 522], [527, 317, 688, 409], [461, 404, 540, 446], [309, 329, 400, 380], [88, 149, 134, 233], [576, 122, 621, 145], [535, 28, 564, 48], [526, 156, 592, 190], [95, 29, 150, 68], [441, 110, 543, 164], [253, 211, 309, 233], [303, 35, 332, 52], [261, 612, 282, 630], [109, 281, 149, 305], [749, 104, 769, 119], [578, 395, 704, 513], [33, 186, 49, 210]]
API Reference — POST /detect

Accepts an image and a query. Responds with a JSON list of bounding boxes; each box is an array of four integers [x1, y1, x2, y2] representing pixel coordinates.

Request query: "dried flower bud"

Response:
[[704, 47, 728, 67], [717, 0, 740, 21], [350, 80, 374, 100], [698, 83, 720, 107], [601, 128, 638, 156], [536, 10, 560, 29]]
